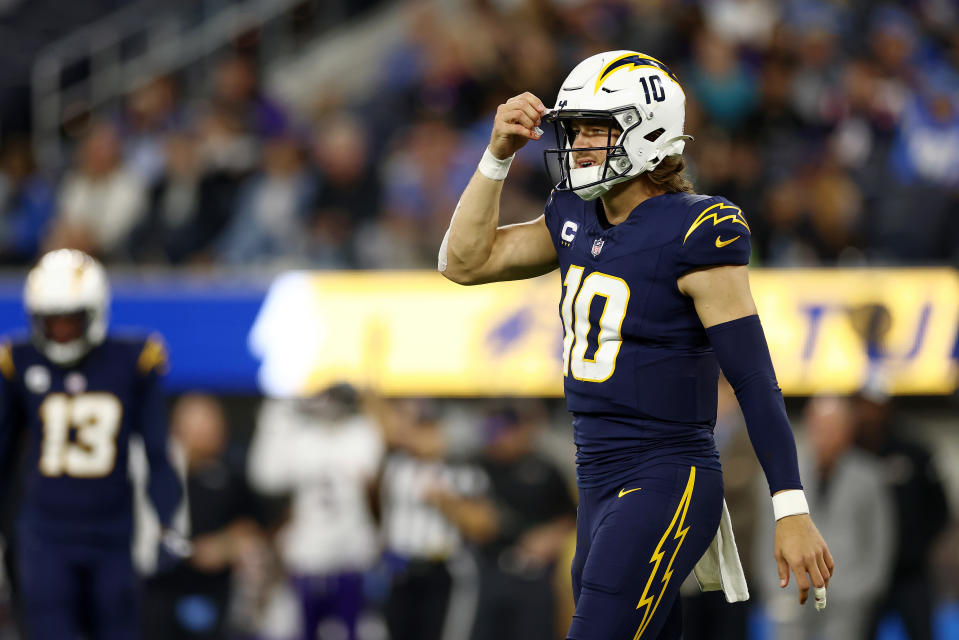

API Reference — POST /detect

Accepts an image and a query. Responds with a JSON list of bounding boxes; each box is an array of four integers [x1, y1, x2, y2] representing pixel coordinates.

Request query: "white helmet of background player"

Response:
[[543, 50, 692, 201], [24, 249, 110, 366]]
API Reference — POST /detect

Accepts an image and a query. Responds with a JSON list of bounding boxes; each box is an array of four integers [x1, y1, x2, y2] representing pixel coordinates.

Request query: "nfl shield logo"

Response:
[[591, 238, 605, 257]]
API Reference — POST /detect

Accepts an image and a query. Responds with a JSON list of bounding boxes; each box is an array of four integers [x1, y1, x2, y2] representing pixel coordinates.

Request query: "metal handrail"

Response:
[[31, 0, 318, 173]]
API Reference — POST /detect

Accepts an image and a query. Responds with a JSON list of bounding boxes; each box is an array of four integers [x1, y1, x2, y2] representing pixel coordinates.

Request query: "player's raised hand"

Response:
[[775, 513, 834, 609], [490, 92, 547, 160]]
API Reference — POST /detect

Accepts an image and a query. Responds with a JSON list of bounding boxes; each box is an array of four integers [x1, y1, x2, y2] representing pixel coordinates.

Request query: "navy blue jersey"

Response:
[[544, 190, 751, 485], [0, 333, 182, 546]]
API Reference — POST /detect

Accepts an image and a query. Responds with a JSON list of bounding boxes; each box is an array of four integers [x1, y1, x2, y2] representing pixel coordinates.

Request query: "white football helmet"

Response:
[[23, 249, 110, 366], [543, 50, 692, 200]]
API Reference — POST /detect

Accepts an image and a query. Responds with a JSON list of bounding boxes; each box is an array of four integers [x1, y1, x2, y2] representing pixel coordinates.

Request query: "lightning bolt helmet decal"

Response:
[[594, 53, 680, 94]]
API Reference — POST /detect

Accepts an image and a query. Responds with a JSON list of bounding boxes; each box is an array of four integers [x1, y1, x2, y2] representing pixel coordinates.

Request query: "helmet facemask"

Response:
[[544, 107, 646, 201], [30, 308, 105, 367]]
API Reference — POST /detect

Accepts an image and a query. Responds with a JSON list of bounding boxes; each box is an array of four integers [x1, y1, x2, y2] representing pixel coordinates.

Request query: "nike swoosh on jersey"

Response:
[[715, 235, 741, 248], [618, 487, 642, 498]]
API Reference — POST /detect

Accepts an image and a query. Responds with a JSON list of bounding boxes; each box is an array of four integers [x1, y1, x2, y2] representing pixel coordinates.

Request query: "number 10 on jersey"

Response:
[[560, 265, 630, 382]]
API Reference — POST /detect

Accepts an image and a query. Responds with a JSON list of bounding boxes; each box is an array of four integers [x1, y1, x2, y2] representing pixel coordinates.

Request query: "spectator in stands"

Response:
[[0, 138, 55, 265], [758, 176, 819, 267], [788, 11, 844, 128], [247, 384, 384, 640], [144, 394, 267, 640], [755, 396, 895, 640], [118, 75, 184, 188], [855, 382, 951, 640], [211, 54, 288, 139], [875, 71, 959, 263], [47, 122, 147, 261], [306, 113, 379, 268], [4, 1, 959, 271], [700, 0, 780, 51], [217, 133, 317, 267], [195, 103, 260, 178], [686, 29, 758, 132], [744, 57, 807, 186], [804, 158, 864, 264], [377, 4, 485, 129], [827, 57, 901, 226], [375, 398, 491, 640], [131, 131, 238, 265], [869, 6, 921, 87], [367, 118, 475, 268], [469, 404, 575, 640]]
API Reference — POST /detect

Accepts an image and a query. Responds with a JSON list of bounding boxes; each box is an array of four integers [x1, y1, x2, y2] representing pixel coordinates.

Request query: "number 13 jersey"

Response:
[[544, 190, 752, 485], [0, 334, 183, 546]]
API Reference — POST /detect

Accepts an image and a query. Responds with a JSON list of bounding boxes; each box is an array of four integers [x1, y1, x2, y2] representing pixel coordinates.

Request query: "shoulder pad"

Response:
[[677, 197, 751, 272], [0, 341, 14, 381], [137, 334, 169, 376], [682, 198, 750, 245]]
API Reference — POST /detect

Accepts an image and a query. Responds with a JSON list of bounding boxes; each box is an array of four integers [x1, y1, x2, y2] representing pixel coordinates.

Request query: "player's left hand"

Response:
[[774, 513, 834, 608], [156, 528, 193, 572], [515, 518, 574, 568]]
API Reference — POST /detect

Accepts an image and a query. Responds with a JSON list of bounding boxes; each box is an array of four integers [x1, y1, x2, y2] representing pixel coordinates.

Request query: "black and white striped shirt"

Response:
[[380, 451, 489, 560]]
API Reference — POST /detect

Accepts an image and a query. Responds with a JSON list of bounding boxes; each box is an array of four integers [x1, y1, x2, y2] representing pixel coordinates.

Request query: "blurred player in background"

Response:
[[248, 383, 384, 640], [0, 249, 185, 640], [756, 396, 894, 639], [440, 50, 833, 638]]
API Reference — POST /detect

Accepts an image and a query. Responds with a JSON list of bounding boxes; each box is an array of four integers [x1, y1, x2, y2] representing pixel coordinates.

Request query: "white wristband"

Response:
[[772, 489, 809, 521], [478, 146, 514, 181]]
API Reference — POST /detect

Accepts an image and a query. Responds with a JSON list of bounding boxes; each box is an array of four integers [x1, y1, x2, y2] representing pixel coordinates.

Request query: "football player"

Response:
[[248, 384, 384, 640], [439, 51, 834, 638], [0, 249, 184, 639]]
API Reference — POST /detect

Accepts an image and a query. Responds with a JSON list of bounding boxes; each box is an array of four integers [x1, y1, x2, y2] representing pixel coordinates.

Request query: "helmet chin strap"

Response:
[[568, 165, 633, 201]]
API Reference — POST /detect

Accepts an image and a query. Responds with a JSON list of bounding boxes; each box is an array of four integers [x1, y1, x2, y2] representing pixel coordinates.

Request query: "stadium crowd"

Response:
[[1, 1, 958, 639], [1, 0, 958, 271]]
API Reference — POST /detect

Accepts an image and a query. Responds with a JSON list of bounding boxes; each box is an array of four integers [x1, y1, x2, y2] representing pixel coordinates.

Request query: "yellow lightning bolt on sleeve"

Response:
[[137, 334, 169, 375], [683, 203, 750, 244], [0, 342, 14, 380]]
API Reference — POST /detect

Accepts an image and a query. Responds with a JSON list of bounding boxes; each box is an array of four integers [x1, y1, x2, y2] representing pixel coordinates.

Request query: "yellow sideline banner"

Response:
[[249, 269, 959, 397]]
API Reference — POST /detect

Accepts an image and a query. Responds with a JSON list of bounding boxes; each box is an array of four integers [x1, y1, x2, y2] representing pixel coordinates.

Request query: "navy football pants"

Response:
[[16, 534, 139, 640], [568, 463, 723, 640], [290, 571, 365, 640]]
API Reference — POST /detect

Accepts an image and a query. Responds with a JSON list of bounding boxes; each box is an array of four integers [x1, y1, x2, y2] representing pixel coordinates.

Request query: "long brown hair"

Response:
[[643, 155, 694, 193]]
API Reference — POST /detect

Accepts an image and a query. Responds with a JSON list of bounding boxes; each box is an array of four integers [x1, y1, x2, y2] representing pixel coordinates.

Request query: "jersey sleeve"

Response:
[[676, 196, 751, 274], [132, 335, 183, 528]]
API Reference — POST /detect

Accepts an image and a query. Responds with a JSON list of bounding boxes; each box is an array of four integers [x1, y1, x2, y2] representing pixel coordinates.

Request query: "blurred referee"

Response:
[[375, 399, 494, 640]]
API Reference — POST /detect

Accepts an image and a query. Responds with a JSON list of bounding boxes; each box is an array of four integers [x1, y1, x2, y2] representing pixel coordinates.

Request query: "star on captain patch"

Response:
[[591, 238, 605, 257]]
